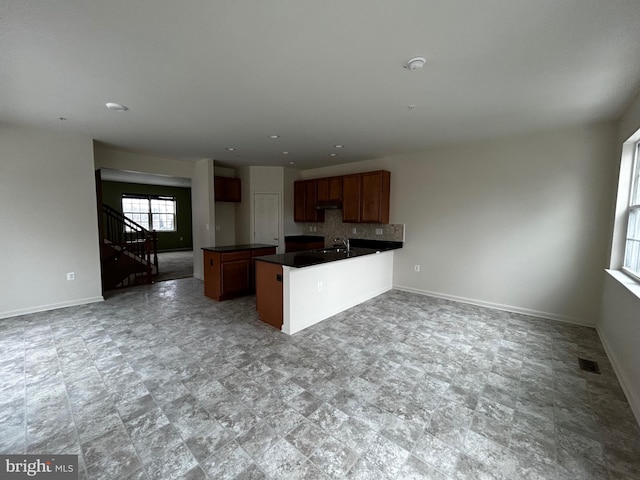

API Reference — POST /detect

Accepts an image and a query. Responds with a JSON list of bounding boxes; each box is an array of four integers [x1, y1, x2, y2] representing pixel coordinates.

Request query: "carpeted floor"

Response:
[[154, 250, 193, 283]]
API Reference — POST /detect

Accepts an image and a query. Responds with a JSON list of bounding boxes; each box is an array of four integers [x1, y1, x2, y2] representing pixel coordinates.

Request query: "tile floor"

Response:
[[1, 278, 639, 480]]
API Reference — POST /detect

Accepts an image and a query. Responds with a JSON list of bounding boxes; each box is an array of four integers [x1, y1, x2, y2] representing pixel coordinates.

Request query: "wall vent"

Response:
[[578, 358, 600, 374]]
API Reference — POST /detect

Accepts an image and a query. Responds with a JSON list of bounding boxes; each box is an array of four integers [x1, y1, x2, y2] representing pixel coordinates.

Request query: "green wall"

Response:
[[101, 181, 193, 251]]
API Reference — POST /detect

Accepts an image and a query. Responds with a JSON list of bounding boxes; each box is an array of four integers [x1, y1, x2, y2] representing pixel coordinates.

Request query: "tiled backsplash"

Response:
[[302, 209, 404, 246]]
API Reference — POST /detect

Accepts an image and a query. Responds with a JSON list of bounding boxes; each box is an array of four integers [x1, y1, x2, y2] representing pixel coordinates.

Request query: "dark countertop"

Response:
[[284, 235, 324, 243], [256, 240, 402, 268], [202, 244, 276, 252]]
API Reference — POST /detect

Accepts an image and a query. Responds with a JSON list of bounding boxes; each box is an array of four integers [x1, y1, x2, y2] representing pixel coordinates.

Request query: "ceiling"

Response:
[[3, 1, 640, 170]]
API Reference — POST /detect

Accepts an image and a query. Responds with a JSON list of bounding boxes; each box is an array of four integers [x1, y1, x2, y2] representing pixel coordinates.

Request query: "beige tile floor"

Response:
[[1, 277, 639, 479]]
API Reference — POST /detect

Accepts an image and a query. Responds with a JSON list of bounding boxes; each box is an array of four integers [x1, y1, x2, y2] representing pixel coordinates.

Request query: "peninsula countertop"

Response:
[[201, 244, 276, 253], [255, 239, 402, 268]]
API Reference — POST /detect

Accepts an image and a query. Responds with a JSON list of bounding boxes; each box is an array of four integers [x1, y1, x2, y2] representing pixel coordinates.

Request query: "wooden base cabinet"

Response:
[[255, 261, 283, 329], [204, 246, 276, 301]]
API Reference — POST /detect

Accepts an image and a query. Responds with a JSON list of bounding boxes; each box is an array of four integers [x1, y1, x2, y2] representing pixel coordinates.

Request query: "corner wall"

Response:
[[0, 124, 103, 318], [304, 122, 618, 326], [598, 89, 640, 424]]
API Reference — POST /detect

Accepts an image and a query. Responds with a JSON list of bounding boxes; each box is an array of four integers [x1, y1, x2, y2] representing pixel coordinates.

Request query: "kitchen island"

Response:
[[255, 240, 401, 334], [202, 244, 276, 301]]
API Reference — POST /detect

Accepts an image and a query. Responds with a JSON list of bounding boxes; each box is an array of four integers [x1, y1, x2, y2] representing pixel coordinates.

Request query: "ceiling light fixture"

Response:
[[404, 56, 426, 71], [225, 147, 236, 151], [282, 151, 289, 155], [329, 153, 337, 157], [105, 102, 128, 111], [268, 134, 280, 139], [334, 144, 344, 148]]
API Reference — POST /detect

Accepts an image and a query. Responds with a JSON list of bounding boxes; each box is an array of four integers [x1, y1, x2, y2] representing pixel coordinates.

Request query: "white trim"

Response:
[[597, 326, 640, 427], [0, 296, 104, 320], [393, 284, 592, 326], [606, 269, 640, 300]]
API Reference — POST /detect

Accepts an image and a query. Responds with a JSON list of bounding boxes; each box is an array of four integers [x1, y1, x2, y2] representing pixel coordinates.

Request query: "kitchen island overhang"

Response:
[[255, 247, 396, 335]]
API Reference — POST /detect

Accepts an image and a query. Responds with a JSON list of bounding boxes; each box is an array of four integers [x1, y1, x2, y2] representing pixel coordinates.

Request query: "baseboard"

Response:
[[393, 284, 593, 327], [596, 327, 640, 427], [0, 296, 105, 320]]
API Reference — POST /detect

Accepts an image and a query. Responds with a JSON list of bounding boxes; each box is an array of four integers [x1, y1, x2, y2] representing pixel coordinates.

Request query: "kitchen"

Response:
[[204, 170, 403, 333], [3, 2, 640, 478]]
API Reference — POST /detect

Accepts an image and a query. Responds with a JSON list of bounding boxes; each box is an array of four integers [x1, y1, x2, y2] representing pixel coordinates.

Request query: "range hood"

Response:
[[315, 200, 342, 210]]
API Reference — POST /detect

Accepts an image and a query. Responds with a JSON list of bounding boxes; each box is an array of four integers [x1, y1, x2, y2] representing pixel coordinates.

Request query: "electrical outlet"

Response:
[[375, 228, 383, 235], [180, 236, 184, 241], [66, 272, 75, 281], [414, 265, 420, 272], [317, 281, 323, 292], [352, 227, 357, 234]]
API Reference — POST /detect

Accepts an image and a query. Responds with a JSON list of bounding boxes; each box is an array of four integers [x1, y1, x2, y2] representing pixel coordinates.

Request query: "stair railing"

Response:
[[102, 204, 159, 284]]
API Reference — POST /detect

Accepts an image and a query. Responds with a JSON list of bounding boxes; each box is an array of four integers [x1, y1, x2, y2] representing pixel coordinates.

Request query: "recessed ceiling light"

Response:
[[268, 135, 280, 139], [329, 153, 337, 157], [282, 151, 289, 155], [105, 102, 128, 111], [289, 161, 295, 165], [334, 144, 344, 148], [404, 56, 426, 71], [225, 147, 236, 151]]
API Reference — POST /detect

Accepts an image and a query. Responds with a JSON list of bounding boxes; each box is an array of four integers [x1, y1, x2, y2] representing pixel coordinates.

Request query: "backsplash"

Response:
[[302, 209, 404, 246]]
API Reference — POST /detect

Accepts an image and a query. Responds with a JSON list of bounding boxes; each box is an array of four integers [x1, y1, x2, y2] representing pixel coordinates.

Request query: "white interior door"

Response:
[[253, 193, 280, 248]]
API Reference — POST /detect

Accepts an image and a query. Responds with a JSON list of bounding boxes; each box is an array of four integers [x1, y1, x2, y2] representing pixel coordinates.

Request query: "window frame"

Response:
[[622, 142, 640, 283], [121, 194, 177, 233]]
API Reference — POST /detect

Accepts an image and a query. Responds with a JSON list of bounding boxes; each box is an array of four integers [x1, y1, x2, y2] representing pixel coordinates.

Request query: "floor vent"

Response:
[[578, 358, 600, 374]]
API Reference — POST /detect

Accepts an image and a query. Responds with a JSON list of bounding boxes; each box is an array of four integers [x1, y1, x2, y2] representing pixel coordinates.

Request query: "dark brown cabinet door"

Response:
[[255, 261, 283, 329], [220, 259, 251, 294], [304, 180, 318, 221], [214, 176, 241, 202], [294, 180, 323, 222], [361, 171, 390, 223], [317, 177, 343, 202], [342, 174, 362, 223], [225, 178, 241, 202]]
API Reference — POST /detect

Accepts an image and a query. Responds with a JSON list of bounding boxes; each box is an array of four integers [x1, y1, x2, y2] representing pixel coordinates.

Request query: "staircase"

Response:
[[100, 205, 159, 290]]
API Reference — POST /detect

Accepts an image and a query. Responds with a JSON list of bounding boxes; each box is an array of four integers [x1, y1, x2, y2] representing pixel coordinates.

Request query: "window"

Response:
[[623, 142, 640, 281], [122, 195, 176, 232]]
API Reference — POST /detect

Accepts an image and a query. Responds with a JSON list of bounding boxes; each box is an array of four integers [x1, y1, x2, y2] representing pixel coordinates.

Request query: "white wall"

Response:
[[192, 159, 215, 280], [283, 251, 394, 335], [235, 166, 293, 252], [0, 124, 103, 318], [94, 142, 195, 178], [304, 122, 618, 325], [599, 89, 640, 424], [283, 167, 301, 237]]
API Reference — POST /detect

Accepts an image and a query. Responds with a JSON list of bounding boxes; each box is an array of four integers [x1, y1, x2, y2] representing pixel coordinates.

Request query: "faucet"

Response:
[[333, 236, 350, 252]]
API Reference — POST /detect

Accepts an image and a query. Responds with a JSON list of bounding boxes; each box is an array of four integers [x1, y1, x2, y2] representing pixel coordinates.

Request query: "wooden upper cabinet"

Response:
[[342, 174, 362, 223], [317, 176, 343, 202], [294, 179, 324, 222], [361, 170, 390, 223], [304, 180, 318, 221], [214, 176, 241, 202], [295, 171, 389, 224]]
